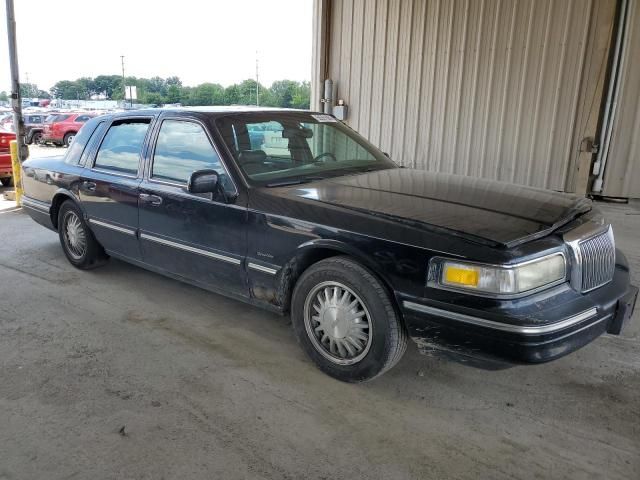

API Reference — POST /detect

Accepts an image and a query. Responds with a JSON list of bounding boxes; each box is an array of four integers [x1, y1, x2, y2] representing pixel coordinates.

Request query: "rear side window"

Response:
[[151, 119, 225, 184], [94, 120, 150, 175], [75, 115, 92, 123]]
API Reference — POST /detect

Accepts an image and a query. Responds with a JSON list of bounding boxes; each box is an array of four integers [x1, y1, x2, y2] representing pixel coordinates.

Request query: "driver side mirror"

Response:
[[188, 169, 219, 194]]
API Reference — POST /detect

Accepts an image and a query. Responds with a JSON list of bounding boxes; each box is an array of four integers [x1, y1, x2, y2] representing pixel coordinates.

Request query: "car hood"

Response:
[[282, 168, 592, 247]]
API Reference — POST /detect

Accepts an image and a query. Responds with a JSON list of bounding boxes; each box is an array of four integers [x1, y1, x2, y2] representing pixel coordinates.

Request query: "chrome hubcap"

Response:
[[63, 211, 86, 260], [67, 135, 74, 145], [303, 281, 372, 365]]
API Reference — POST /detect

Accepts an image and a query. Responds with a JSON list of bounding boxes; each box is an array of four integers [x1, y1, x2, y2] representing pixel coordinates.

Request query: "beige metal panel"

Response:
[[602, 0, 640, 197], [311, 0, 330, 110], [322, 0, 614, 191], [566, 0, 617, 193]]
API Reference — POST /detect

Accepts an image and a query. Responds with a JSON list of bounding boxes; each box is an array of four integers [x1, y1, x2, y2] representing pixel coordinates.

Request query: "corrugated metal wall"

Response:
[[602, 0, 640, 197], [323, 0, 615, 191]]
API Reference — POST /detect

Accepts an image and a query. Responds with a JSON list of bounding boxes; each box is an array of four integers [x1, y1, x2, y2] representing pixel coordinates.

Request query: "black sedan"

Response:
[[20, 107, 637, 382]]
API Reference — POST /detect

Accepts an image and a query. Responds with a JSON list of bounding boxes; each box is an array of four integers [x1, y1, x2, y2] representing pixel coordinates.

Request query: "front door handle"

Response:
[[83, 181, 96, 192], [139, 193, 163, 206]]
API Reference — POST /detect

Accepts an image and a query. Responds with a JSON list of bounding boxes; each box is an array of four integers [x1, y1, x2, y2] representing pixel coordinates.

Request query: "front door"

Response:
[[138, 118, 247, 296], [79, 118, 152, 261]]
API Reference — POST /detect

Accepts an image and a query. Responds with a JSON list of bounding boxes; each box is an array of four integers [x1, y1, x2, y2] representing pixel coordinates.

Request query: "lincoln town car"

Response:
[[20, 108, 637, 382]]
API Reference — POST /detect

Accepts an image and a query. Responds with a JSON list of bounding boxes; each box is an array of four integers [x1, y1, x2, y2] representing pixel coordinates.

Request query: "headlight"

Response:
[[428, 253, 566, 297]]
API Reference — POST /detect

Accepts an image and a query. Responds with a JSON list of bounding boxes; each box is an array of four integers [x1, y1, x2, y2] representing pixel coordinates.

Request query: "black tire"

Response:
[[291, 256, 407, 382], [0, 177, 13, 187], [57, 201, 108, 269], [63, 132, 76, 147], [32, 132, 43, 145]]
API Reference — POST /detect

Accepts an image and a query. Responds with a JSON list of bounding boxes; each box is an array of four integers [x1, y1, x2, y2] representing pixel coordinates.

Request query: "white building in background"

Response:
[[49, 99, 120, 110]]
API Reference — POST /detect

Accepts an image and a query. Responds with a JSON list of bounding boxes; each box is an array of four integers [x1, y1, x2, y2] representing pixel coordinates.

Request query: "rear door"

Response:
[[79, 117, 153, 261], [138, 116, 247, 296]]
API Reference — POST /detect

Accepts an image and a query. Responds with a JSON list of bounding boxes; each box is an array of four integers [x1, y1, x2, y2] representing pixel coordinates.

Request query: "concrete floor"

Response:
[[0, 161, 639, 478]]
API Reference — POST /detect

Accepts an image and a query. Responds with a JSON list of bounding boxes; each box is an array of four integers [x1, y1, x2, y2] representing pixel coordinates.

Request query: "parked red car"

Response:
[[42, 113, 94, 147], [0, 130, 16, 186]]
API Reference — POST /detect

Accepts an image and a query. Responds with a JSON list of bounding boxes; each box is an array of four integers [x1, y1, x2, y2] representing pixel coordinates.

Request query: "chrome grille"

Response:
[[578, 227, 616, 292]]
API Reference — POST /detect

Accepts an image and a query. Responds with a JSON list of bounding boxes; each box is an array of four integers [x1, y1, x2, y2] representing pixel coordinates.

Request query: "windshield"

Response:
[[215, 112, 396, 186]]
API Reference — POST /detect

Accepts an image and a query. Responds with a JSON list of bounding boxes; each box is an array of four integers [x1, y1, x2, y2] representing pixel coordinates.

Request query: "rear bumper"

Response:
[[400, 251, 637, 366], [1, 153, 12, 176], [21, 196, 55, 231]]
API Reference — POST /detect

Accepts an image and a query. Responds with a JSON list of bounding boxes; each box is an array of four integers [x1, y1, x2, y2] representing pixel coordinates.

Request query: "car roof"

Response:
[[110, 106, 317, 118]]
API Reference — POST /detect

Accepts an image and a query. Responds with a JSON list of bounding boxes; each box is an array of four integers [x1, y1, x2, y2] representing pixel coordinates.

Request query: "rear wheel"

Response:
[[291, 256, 407, 382], [0, 177, 13, 187], [58, 201, 108, 269], [63, 132, 76, 147], [32, 132, 43, 145]]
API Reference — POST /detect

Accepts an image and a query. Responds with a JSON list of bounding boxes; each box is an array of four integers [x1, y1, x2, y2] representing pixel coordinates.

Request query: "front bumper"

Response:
[[400, 250, 637, 366]]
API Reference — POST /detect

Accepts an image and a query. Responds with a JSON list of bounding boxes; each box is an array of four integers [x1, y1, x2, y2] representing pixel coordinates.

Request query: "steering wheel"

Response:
[[313, 152, 338, 163]]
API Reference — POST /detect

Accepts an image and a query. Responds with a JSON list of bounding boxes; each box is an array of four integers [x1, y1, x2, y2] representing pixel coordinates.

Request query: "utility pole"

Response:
[[255, 51, 259, 106], [120, 55, 127, 108], [5, 0, 27, 160]]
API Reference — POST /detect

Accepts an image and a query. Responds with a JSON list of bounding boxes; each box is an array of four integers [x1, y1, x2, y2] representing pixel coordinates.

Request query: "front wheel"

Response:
[[0, 177, 13, 187], [291, 256, 407, 382], [58, 201, 108, 269]]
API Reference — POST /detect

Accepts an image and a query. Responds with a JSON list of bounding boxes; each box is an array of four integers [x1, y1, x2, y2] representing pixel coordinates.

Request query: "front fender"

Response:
[[295, 238, 393, 283], [274, 238, 398, 312]]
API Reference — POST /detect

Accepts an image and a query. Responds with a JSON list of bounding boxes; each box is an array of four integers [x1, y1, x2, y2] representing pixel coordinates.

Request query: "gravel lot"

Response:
[[0, 147, 639, 479]]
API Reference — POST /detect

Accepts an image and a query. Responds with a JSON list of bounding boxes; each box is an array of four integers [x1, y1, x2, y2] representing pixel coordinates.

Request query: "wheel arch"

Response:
[[50, 189, 85, 230], [63, 131, 78, 145], [26, 128, 43, 143], [278, 239, 399, 316]]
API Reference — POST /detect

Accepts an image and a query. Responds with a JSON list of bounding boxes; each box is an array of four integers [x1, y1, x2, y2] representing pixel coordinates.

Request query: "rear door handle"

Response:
[[139, 193, 163, 206], [83, 181, 96, 192]]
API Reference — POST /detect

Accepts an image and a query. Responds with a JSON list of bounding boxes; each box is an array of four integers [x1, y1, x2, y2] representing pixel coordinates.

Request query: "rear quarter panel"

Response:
[[22, 157, 84, 203]]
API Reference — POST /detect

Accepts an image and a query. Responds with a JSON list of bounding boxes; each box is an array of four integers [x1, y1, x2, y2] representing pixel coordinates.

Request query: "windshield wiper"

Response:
[[265, 176, 326, 188]]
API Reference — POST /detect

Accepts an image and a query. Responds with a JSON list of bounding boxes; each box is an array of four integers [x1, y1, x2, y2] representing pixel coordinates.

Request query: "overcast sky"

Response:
[[0, 0, 313, 93]]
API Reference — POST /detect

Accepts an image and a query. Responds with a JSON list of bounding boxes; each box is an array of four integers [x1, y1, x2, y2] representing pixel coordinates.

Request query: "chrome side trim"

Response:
[[21, 196, 50, 213], [140, 233, 241, 265], [89, 218, 136, 236], [403, 301, 599, 335], [91, 167, 138, 179], [247, 262, 279, 275]]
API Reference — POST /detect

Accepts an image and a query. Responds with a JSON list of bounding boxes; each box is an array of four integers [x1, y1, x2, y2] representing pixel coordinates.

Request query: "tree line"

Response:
[[42, 75, 310, 108]]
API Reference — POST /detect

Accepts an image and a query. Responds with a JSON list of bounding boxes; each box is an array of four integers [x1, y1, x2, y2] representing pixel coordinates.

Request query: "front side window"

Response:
[[94, 120, 150, 175], [152, 119, 230, 188], [215, 112, 396, 186]]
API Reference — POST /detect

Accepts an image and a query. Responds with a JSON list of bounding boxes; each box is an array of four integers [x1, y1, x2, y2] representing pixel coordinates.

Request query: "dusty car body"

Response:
[[20, 108, 637, 381]]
